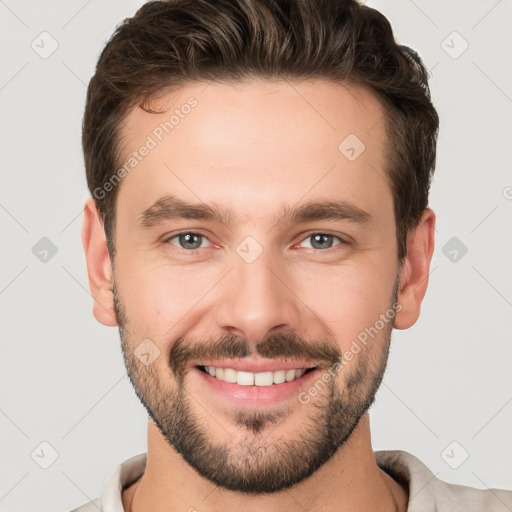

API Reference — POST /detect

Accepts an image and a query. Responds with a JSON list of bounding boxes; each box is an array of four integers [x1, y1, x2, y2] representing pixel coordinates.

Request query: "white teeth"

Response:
[[236, 371, 254, 386], [273, 370, 286, 384], [254, 371, 274, 387], [202, 366, 313, 386], [223, 368, 237, 383], [285, 369, 296, 382]]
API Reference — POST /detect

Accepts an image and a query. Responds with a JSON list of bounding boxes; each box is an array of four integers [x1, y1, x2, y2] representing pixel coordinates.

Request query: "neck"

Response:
[[123, 415, 408, 512]]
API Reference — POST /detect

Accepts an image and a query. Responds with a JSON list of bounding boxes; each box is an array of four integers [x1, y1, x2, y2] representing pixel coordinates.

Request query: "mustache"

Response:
[[169, 330, 342, 378]]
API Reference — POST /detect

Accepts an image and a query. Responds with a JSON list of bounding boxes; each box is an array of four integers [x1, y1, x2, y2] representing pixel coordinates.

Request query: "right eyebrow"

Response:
[[137, 195, 236, 229]]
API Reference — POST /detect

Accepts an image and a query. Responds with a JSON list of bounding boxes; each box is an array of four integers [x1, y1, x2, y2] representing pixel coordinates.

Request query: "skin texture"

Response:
[[82, 79, 435, 512]]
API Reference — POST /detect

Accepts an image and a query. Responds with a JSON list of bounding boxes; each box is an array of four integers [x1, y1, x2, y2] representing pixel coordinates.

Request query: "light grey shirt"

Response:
[[70, 450, 512, 511]]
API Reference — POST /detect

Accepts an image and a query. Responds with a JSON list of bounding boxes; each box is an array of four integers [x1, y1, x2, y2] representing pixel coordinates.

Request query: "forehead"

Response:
[[116, 79, 392, 223], [121, 78, 387, 152]]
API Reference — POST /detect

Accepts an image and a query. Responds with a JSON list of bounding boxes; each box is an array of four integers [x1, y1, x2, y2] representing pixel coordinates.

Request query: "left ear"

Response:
[[394, 208, 436, 330]]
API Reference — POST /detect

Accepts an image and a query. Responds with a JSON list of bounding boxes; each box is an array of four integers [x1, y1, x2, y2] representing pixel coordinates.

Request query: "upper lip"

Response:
[[193, 359, 318, 373]]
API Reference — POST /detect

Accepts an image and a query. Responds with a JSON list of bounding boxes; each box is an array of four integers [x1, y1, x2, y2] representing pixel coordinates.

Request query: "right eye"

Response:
[[165, 232, 212, 251]]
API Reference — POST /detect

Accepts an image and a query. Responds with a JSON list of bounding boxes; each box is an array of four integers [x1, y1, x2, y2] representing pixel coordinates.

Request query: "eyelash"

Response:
[[163, 231, 347, 254]]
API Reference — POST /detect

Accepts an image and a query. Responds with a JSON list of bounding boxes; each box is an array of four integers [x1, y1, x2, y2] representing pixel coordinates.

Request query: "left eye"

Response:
[[298, 233, 342, 250]]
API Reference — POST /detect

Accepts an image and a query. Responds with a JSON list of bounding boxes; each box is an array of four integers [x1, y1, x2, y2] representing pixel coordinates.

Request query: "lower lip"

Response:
[[192, 366, 321, 407]]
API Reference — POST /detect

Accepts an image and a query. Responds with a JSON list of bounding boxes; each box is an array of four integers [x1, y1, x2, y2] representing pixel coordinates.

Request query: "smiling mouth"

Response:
[[196, 365, 318, 386]]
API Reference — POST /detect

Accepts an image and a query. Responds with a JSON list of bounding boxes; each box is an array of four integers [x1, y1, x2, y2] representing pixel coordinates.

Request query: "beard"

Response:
[[113, 282, 396, 495]]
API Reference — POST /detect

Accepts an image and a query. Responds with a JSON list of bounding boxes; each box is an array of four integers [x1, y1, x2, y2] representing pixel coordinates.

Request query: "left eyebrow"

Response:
[[279, 200, 371, 225], [136, 194, 371, 230]]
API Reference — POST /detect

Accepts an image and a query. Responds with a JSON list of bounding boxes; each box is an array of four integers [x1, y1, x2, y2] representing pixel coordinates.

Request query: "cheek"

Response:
[[114, 258, 221, 332], [293, 261, 397, 351]]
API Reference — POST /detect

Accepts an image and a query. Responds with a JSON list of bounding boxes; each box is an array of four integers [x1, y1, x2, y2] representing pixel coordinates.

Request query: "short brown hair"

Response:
[[83, 0, 439, 261]]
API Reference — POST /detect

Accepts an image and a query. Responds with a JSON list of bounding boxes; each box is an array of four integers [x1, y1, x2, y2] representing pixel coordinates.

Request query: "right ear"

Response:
[[81, 197, 118, 327]]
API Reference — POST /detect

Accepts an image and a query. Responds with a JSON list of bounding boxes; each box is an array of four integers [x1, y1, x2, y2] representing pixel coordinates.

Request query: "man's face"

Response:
[[111, 79, 400, 493]]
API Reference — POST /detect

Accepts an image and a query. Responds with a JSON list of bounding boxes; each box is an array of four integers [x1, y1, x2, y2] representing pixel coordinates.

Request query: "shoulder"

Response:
[[375, 449, 512, 512], [434, 480, 512, 512], [68, 453, 146, 512]]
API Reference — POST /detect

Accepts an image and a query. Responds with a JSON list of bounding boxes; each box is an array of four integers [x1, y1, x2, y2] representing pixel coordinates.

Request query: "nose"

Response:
[[214, 250, 302, 343]]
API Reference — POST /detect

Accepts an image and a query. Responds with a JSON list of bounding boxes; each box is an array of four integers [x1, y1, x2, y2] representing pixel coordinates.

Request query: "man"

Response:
[[74, 0, 511, 511]]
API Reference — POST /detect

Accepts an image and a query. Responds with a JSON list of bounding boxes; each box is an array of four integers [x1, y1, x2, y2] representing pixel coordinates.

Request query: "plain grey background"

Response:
[[0, 1, 511, 511]]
